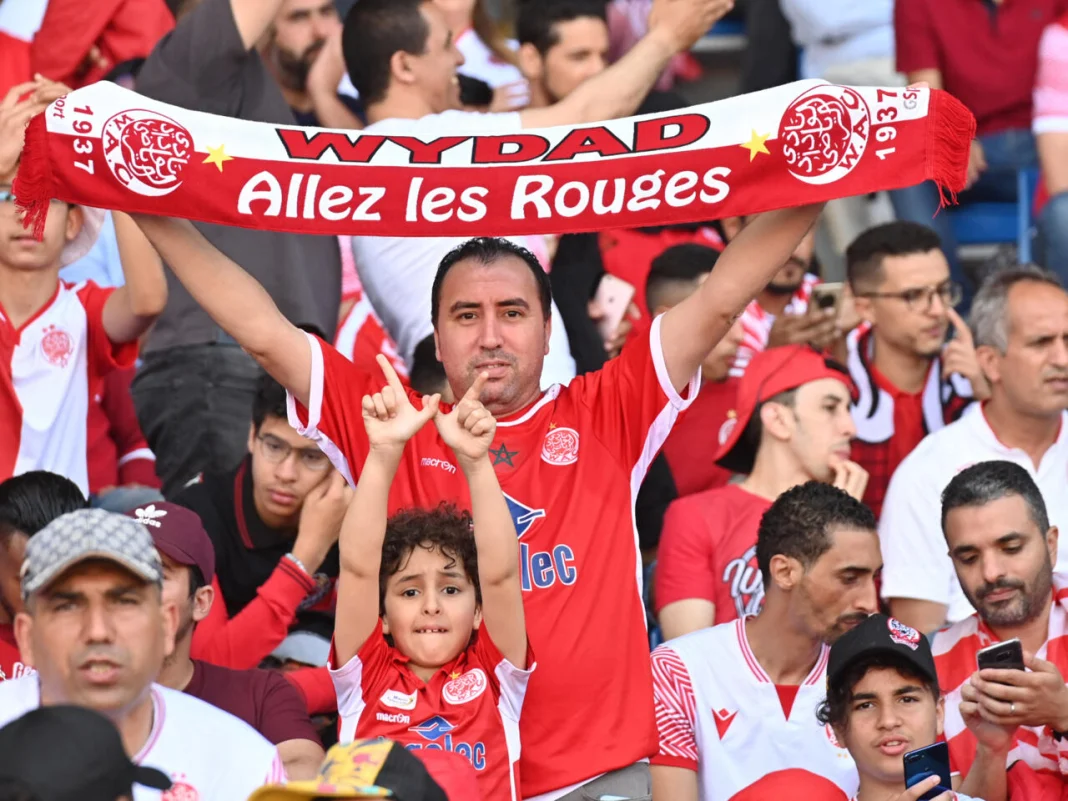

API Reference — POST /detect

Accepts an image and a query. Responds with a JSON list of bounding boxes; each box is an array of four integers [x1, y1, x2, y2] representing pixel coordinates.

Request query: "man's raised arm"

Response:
[[520, 0, 734, 129], [131, 215, 312, 406], [658, 204, 823, 391]]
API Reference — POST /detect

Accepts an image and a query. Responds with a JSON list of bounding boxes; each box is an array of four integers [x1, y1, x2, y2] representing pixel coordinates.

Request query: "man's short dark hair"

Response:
[[252, 372, 288, 432], [757, 481, 877, 586], [380, 504, 480, 614], [410, 335, 448, 396], [343, 0, 429, 106], [431, 237, 552, 325], [846, 222, 943, 292], [941, 460, 1050, 538], [0, 472, 87, 541], [516, 0, 608, 55], [645, 244, 718, 312], [816, 651, 941, 731]]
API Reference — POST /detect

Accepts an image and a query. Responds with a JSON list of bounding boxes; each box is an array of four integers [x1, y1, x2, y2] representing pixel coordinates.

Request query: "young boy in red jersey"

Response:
[[331, 356, 531, 801]]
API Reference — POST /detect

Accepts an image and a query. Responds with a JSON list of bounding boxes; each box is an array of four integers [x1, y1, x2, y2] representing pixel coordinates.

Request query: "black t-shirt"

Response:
[[173, 458, 339, 618]]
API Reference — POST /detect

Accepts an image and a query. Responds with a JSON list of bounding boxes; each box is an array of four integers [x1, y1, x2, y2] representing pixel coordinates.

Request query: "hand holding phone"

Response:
[[977, 638, 1025, 672], [903, 743, 952, 801]]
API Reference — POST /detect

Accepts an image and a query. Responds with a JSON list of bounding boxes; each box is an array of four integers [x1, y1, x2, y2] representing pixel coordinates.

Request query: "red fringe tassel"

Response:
[[13, 113, 55, 241], [926, 89, 977, 209]]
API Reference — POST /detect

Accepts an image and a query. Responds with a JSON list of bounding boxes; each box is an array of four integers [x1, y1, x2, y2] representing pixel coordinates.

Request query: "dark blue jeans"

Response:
[[131, 343, 262, 498], [890, 128, 1039, 312], [1038, 191, 1068, 283]]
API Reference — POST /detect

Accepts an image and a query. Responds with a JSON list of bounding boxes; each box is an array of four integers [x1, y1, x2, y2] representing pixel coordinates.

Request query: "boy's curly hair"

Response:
[[379, 503, 481, 614]]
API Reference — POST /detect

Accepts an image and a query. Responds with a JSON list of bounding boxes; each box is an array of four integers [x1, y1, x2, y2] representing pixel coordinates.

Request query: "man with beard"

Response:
[[933, 460, 1068, 798], [651, 481, 881, 801], [879, 267, 1068, 634]]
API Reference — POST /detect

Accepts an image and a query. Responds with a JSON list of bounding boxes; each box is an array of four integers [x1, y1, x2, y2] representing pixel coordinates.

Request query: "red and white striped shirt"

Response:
[[933, 577, 1068, 780], [731, 274, 820, 376], [651, 618, 858, 801]]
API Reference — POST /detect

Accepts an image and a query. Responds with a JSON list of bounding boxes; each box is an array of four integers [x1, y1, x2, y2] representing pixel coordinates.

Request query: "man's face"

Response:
[[984, 282, 1068, 418], [434, 256, 550, 416], [840, 667, 943, 786], [773, 378, 857, 483], [0, 532, 27, 623], [159, 554, 212, 651], [945, 494, 1057, 628], [247, 415, 333, 529], [704, 317, 744, 382], [766, 231, 815, 295], [15, 560, 177, 715], [524, 16, 609, 104], [794, 525, 881, 644], [856, 250, 953, 359], [266, 0, 340, 91], [0, 190, 80, 272], [406, 3, 464, 113]]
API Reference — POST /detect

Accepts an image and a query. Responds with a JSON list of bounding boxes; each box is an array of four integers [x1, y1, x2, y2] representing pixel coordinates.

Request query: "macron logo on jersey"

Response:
[[504, 493, 578, 592], [407, 716, 487, 771], [714, 708, 737, 740]]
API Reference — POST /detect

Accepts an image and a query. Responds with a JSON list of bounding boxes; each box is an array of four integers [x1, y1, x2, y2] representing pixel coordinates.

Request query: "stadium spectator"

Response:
[[880, 267, 1068, 634], [127, 501, 325, 779], [779, 0, 897, 86], [173, 374, 350, 670], [516, 0, 608, 110], [656, 345, 866, 640], [132, 0, 343, 497], [650, 482, 881, 801], [1034, 12, 1068, 281], [933, 461, 1065, 801], [845, 222, 983, 519], [0, 508, 286, 797], [436, 0, 529, 110], [650, 244, 743, 497], [0, 472, 87, 682], [819, 613, 994, 801], [130, 189, 823, 800]]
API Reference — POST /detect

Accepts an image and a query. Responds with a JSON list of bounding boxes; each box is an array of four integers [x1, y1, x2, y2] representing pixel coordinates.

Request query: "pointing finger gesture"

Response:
[[434, 372, 495, 464], [361, 354, 439, 451]]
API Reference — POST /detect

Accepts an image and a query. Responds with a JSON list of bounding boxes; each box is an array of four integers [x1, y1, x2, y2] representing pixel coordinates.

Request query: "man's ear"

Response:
[[65, 205, 84, 243], [192, 583, 214, 624], [516, 43, 543, 83], [247, 423, 257, 455], [768, 554, 802, 592], [13, 611, 33, 668], [759, 402, 794, 443], [853, 294, 875, 326], [160, 598, 179, 660], [391, 50, 418, 87], [935, 694, 945, 738], [976, 345, 1001, 385]]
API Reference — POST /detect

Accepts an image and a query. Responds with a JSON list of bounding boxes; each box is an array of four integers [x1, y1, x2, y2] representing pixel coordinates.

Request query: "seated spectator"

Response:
[[934, 461, 1066, 801], [779, 0, 897, 85], [174, 374, 351, 670], [819, 614, 994, 801], [656, 345, 866, 640], [892, 0, 1059, 306], [880, 267, 1068, 635], [650, 482, 881, 801], [846, 222, 984, 519], [1034, 12, 1068, 281], [0, 183, 165, 496], [331, 358, 530, 801], [127, 501, 325, 779], [650, 244, 743, 497], [0, 471, 86, 682]]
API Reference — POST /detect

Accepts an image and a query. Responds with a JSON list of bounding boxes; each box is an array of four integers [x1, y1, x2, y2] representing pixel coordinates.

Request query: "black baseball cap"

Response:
[[0, 705, 172, 801], [827, 613, 938, 688]]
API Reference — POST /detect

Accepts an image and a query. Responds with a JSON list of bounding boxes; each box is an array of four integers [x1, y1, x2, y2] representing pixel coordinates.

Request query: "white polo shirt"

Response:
[[880, 404, 1068, 624]]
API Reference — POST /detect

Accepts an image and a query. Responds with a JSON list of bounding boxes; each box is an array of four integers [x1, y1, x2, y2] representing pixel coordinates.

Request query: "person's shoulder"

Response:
[[930, 614, 980, 656], [0, 676, 38, 721], [156, 684, 272, 745], [893, 411, 979, 478], [659, 619, 736, 658]]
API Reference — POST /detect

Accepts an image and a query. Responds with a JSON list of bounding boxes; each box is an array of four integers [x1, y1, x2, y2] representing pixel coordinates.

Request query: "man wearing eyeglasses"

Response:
[[880, 265, 1068, 636], [173, 372, 351, 674], [844, 222, 988, 521]]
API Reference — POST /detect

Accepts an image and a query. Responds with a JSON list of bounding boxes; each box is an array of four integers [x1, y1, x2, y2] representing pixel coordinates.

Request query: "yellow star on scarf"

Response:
[[203, 144, 233, 172], [450, 672, 461, 680], [740, 130, 771, 162]]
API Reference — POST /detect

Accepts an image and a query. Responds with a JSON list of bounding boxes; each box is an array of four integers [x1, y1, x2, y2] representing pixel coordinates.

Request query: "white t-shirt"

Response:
[[880, 404, 1068, 623], [651, 618, 859, 801], [0, 677, 285, 800], [455, 28, 527, 93], [350, 111, 576, 390]]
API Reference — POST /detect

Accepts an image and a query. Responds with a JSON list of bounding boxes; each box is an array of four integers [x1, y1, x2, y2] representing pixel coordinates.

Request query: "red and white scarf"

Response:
[[15, 79, 974, 238]]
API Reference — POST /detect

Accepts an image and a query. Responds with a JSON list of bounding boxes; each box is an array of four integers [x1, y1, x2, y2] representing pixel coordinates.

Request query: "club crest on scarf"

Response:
[[103, 109, 193, 197], [779, 86, 870, 186]]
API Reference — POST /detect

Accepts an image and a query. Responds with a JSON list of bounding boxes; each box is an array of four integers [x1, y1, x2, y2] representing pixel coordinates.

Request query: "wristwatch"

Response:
[[284, 552, 310, 577]]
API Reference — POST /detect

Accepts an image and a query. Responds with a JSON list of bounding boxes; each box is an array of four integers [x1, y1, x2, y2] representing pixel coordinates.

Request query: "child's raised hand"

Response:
[[362, 354, 439, 450], [433, 372, 495, 464]]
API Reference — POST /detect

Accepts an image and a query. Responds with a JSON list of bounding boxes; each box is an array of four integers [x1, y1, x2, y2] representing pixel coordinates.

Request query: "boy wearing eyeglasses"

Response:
[[173, 372, 352, 684]]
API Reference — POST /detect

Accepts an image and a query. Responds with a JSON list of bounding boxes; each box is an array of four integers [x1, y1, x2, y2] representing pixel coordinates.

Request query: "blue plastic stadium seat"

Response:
[[947, 169, 1039, 263]]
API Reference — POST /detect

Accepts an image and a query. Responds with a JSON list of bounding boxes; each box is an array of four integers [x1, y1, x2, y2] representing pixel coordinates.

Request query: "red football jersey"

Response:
[[333, 622, 532, 801], [0, 624, 32, 683], [289, 317, 699, 797]]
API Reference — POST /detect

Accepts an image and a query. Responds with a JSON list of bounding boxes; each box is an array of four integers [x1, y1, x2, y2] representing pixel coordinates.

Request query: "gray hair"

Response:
[[968, 265, 1063, 352], [941, 460, 1050, 537]]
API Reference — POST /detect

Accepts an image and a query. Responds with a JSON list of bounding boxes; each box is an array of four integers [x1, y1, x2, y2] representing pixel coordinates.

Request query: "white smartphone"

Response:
[[593, 274, 636, 341], [811, 282, 845, 316]]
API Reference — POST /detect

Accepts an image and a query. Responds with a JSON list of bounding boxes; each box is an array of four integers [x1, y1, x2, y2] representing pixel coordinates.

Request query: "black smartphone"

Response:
[[977, 638, 1025, 672], [903, 742, 952, 801]]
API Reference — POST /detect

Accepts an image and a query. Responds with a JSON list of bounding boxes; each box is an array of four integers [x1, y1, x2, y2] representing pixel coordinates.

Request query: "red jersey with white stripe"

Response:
[[0, 625, 33, 683], [334, 290, 409, 381], [651, 618, 858, 801], [288, 316, 699, 798], [332, 622, 533, 801], [0, 280, 136, 496], [933, 578, 1068, 780], [731, 274, 819, 376], [0, 678, 285, 800]]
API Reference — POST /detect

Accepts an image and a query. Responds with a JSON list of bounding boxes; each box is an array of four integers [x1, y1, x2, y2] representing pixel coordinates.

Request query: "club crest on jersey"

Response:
[[541, 426, 579, 466], [407, 716, 487, 770], [161, 773, 198, 801], [887, 618, 921, 650], [40, 325, 73, 368], [443, 668, 487, 705], [381, 688, 418, 711]]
